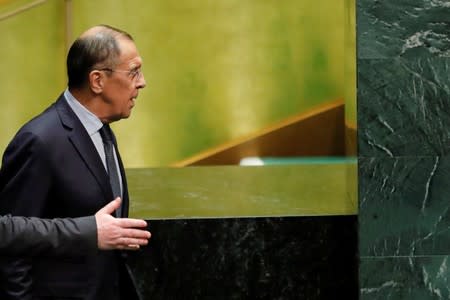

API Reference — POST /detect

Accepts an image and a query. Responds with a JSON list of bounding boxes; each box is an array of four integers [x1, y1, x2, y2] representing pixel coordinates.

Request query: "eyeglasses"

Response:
[[100, 67, 143, 81]]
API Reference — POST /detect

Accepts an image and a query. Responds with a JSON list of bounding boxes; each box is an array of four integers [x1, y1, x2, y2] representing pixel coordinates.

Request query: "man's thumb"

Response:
[[96, 197, 122, 215]]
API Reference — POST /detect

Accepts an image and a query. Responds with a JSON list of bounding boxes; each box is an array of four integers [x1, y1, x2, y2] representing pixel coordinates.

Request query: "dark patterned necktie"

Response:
[[99, 124, 122, 217]]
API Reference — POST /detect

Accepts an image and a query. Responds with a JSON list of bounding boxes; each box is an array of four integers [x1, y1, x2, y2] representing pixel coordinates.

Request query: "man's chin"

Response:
[[120, 111, 132, 119], [108, 113, 130, 123]]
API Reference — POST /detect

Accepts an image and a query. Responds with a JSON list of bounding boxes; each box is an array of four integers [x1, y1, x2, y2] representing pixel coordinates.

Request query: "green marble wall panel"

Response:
[[360, 256, 449, 299], [359, 157, 450, 256], [358, 57, 450, 157], [357, 0, 450, 59], [127, 163, 357, 219], [358, 0, 450, 297]]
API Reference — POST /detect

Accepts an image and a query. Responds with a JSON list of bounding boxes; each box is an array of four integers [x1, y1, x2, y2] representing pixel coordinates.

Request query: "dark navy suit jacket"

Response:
[[0, 95, 139, 300]]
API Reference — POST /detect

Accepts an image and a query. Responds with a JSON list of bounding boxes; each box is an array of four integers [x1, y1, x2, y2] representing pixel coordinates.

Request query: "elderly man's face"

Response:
[[101, 38, 146, 122]]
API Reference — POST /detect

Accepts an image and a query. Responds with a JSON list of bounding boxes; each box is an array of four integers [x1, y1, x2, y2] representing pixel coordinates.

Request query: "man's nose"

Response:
[[137, 73, 146, 89]]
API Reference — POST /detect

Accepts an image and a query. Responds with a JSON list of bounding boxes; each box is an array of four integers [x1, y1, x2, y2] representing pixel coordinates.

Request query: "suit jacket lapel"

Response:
[[54, 95, 113, 202]]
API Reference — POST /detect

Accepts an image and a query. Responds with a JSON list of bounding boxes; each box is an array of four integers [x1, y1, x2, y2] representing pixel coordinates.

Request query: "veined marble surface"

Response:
[[357, 0, 450, 58], [358, 57, 450, 157], [358, 0, 450, 298], [129, 216, 357, 300], [359, 156, 450, 256], [360, 256, 449, 299]]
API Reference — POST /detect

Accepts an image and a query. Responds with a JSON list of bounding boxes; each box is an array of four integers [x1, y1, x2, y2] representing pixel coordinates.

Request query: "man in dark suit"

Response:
[[0, 197, 151, 256], [0, 25, 146, 300]]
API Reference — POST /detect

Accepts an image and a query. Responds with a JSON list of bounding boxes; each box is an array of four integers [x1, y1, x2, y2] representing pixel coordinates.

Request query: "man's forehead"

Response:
[[117, 39, 141, 65], [118, 54, 143, 70]]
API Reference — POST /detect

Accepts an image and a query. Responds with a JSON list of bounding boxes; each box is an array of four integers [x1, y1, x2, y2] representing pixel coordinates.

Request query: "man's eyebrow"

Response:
[[129, 62, 142, 70]]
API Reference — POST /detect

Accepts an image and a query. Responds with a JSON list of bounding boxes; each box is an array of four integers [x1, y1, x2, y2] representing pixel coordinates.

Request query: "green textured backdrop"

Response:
[[0, 0, 352, 167]]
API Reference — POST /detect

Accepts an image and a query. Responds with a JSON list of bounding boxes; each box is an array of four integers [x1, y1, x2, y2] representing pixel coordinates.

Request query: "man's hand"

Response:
[[95, 198, 151, 250]]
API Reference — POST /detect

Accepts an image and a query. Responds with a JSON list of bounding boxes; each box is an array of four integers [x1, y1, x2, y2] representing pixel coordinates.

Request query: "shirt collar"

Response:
[[64, 89, 103, 136]]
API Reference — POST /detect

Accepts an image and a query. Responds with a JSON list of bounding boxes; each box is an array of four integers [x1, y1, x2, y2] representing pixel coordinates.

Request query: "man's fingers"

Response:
[[121, 228, 151, 239], [114, 243, 143, 251], [119, 237, 149, 246], [123, 244, 141, 251], [117, 218, 147, 228], [96, 197, 122, 215], [113, 244, 139, 251], [125, 244, 141, 250]]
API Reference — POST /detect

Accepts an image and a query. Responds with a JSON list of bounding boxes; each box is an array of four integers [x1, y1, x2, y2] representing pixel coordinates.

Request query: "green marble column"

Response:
[[358, 0, 450, 298]]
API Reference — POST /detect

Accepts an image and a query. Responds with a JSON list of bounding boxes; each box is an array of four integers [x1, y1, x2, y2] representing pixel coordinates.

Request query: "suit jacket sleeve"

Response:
[[0, 215, 97, 256], [0, 131, 56, 300]]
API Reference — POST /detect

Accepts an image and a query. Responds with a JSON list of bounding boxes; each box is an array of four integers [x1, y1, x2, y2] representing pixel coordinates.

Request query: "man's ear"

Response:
[[89, 70, 104, 94]]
